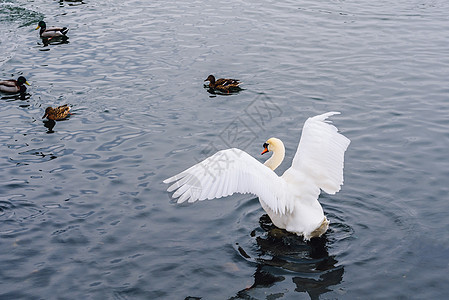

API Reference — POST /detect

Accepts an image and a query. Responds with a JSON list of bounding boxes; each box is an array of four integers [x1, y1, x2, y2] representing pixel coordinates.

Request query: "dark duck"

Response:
[[204, 75, 241, 93]]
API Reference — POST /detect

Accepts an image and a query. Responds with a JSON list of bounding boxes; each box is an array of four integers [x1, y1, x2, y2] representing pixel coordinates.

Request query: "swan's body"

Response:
[[36, 21, 69, 38], [164, 112, 350, 240]]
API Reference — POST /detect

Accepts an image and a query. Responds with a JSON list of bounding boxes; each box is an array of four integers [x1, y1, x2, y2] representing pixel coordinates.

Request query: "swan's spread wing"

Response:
[[290, 112, 350, 194], [164, 148, 289, 214]]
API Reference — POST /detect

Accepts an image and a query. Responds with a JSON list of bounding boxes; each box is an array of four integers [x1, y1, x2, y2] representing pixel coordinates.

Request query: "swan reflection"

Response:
[[232, 214, 344, 299]]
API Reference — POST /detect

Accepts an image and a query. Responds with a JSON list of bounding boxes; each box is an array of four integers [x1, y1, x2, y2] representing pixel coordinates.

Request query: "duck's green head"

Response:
[[17, 76, 30, 93], [36, 21, 46, 30], [17, 76, 30, 86]]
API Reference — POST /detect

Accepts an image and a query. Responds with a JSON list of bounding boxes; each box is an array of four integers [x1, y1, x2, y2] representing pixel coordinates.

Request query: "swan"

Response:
[[164, 112, 350, 240]]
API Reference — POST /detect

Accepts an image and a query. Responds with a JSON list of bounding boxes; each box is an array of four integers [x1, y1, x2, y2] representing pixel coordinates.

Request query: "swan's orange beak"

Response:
[[261, 143, 269, 155]]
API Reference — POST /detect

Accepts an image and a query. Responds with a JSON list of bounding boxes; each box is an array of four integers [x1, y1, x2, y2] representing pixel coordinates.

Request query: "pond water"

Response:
[[1, 0, 449, 299]]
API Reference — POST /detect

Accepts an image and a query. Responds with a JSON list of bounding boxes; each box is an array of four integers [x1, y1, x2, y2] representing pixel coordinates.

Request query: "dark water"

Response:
[[1, 0, 449, 298]]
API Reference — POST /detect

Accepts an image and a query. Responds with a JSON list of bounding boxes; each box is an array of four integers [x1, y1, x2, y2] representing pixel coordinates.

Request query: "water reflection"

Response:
[[57, 0, 85, 7], [204, 85, 243, 97], [1, 92, 31, 102], [233, 214, 343, 299], [293, 266, 344, 299], [43, 120, 56, 133]]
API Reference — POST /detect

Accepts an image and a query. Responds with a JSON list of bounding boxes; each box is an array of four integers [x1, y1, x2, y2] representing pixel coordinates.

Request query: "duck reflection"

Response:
[[204, 84, 243, 97], [58, 0, 85, 7], [41, 36, 70, 47], [1, 92, 31, 102], [43, 120, 56, 133], [233, 214, 344, 299]]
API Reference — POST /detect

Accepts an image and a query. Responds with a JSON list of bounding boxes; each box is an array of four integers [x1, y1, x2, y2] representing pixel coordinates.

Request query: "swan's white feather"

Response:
[[290, 112, 350, 195], [164, 148, 288, 214]]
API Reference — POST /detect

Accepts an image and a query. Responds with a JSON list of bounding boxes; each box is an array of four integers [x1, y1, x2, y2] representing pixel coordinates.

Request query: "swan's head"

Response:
[[261, 138, 283, 155], [261, 138, 285, 171]]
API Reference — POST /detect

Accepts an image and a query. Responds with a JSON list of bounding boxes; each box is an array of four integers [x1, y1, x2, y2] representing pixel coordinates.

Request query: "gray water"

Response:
[[1, 0, 449, 299]]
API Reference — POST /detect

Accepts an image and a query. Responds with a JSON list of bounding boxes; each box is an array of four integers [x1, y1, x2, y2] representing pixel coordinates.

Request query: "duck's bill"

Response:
[[35, 25, 40, 30], [25, 81, 31, 86], [42, 114, 47, 119]]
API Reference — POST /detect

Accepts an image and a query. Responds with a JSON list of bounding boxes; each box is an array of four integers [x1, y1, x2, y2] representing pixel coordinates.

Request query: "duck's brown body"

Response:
[[204, 75, 241, 93], [42, 105, 71, 120]]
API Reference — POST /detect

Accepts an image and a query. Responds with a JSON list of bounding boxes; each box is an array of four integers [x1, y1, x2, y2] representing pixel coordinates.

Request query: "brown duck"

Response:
[[0, 76, 30, 94], [204, 75, 241, 93], [42, 105, 71, 120]]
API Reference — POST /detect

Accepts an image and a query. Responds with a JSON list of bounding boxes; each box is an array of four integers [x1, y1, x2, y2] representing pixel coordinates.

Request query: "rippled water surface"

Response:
[[1, 0, 449, 299]]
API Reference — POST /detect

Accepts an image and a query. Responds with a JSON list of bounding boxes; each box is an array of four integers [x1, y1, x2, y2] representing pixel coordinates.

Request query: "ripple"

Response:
[[0, 195, 43, 236], [51, 226, 89, 245], [15, 144, 66, 164], [0, 179, 29, 189], [95, 130, 149, 152]]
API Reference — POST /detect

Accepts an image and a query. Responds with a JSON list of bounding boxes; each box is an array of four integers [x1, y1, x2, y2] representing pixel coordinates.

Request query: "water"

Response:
[[1, 0, 449, 298]]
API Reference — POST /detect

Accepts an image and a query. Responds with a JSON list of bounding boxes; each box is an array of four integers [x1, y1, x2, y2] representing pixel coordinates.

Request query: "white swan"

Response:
[[164, 112, 350, 240]]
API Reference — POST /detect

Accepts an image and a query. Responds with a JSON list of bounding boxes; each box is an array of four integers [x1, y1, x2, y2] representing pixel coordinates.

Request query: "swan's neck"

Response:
[[264, 139, 285, 171]]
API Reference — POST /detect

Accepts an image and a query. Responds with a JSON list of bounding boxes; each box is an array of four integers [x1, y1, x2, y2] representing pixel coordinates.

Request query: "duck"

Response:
[[35, 21, 69, 38], [0, 76, 30, 94], [204, 75, 241, 93], [164, 112, 350, 240], [42, 104, 71, 120]]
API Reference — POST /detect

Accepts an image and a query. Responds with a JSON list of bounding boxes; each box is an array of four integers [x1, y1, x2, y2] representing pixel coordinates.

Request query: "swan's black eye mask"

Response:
[[261, 143, 269, 155]]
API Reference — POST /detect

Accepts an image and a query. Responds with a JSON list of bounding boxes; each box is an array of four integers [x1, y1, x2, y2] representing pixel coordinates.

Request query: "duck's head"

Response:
[[42, 107, 53, 119], [36, 21, 46, 30], [261, 138, 285, 171], [17, 76, 30, 86], [204, 75, 215, 83], [17, 76, 30, 93]]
